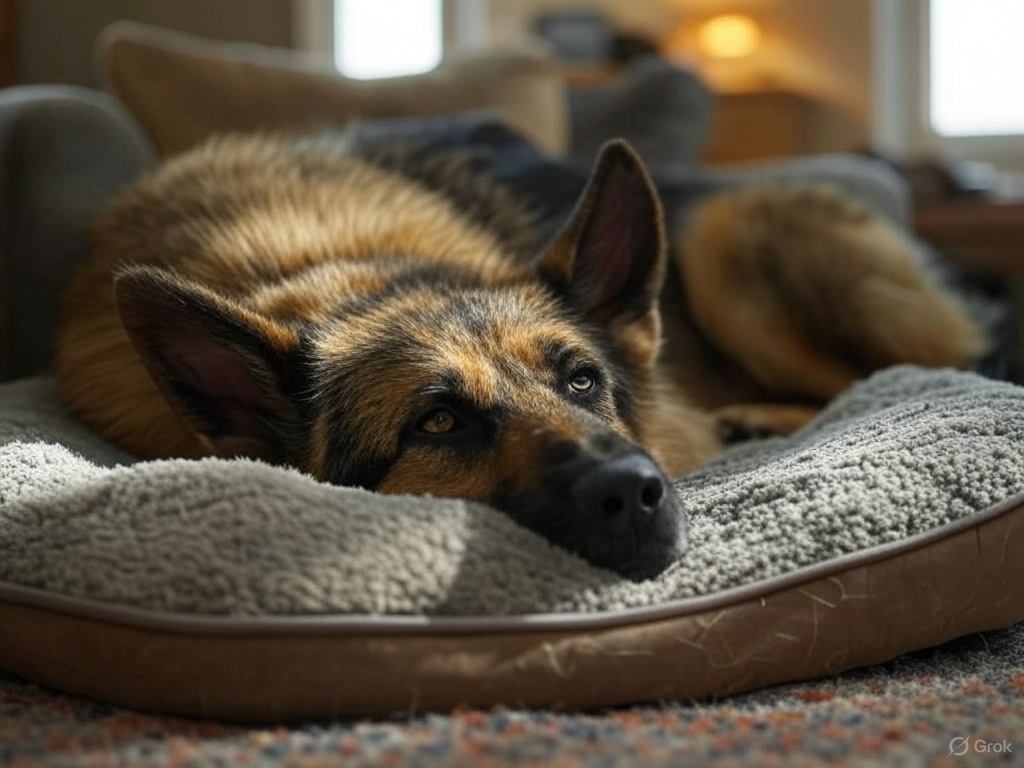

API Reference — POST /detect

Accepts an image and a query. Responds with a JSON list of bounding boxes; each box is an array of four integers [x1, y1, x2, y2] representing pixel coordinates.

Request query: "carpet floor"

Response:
[[3, 623, 1022, 767]]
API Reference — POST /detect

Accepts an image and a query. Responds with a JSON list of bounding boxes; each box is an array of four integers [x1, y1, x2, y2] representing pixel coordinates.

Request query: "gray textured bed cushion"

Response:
[[1, 365, 1022, 618]]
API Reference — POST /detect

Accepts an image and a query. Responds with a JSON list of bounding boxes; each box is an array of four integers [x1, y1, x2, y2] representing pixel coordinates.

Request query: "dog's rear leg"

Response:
[[706, 301, 863, 401], [714, 403, 820, 443]]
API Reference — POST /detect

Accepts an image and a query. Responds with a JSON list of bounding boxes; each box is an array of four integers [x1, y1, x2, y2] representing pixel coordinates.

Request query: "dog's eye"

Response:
[[418, 407, 459, 434], [567, 369, 597, 395]]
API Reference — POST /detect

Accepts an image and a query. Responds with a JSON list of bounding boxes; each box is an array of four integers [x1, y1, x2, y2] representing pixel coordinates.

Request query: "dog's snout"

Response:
[[531, 439, 686, 582], [497, 435, 686, 582], [573, 453, 667, 520]]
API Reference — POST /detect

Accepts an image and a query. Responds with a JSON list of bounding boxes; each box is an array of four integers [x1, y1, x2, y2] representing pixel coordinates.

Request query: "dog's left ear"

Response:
[[114, 266, 304, 461], [538, 140, 666, 368]]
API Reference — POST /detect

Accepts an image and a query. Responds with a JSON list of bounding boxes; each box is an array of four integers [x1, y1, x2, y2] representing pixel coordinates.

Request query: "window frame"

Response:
[[872, 0, 1024, 171]]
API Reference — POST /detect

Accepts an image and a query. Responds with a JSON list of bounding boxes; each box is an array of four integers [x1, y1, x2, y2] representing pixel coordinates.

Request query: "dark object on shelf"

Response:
[[533, 10, 612, 65], [611, 31, 658, 64], [533, 10, 658, 67]]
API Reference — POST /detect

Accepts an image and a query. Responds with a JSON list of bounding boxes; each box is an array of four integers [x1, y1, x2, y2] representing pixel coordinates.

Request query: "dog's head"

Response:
[[114, 141, 684, 581]]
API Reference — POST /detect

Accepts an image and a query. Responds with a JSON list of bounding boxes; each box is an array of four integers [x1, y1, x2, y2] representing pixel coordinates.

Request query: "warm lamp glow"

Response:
[[697, 13, 761, 59]]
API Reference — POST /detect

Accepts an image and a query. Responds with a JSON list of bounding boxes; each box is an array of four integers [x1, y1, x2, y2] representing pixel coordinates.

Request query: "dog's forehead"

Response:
[[314, 283, 603, 402], [417, 291, 591, 357], [323, 282, 588, 352]]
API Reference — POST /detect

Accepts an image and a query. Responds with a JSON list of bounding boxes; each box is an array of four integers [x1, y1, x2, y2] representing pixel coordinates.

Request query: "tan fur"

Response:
[[56, 136, 526, 460], [676, 184, 988, 403], [55, 137, 987, 498], [643, 372, 725, 478]]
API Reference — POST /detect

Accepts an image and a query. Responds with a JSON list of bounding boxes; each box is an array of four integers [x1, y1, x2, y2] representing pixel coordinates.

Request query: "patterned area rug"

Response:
[[3, 624, 1021, 767]]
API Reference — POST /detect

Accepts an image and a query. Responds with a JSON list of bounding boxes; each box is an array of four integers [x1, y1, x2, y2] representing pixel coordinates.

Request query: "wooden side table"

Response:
[[915, 198, 1024, 383], [913, 199, 1024, 275]]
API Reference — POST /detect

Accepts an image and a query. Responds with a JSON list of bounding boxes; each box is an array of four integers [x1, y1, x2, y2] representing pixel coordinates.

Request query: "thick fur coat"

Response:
[[55, 133, 986, 579]]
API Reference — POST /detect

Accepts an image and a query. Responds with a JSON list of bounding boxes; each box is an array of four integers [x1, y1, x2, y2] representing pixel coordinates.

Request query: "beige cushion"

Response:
[[99, 21, 569, 157]]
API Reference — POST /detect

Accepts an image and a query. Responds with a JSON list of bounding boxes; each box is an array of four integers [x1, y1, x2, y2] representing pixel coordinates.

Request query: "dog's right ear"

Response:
[[114, 266, 303, 460], [537, 140, 666, 369]]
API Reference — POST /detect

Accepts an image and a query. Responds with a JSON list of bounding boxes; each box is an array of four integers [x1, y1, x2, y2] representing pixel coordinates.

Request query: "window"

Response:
[[334, 0, 443, 79], [929, 0, 1024, 137], [873, 0, 1024, 174]]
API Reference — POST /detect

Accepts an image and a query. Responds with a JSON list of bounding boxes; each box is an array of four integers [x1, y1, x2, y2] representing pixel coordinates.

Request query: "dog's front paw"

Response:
[[713, 403, 820, 444]]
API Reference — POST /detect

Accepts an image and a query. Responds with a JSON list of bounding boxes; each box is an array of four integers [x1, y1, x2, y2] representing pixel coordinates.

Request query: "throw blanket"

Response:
[[1, 367, 1022, 617]]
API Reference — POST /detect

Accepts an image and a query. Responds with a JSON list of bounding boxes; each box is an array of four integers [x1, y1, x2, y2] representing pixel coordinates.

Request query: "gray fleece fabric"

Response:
[[1, 366, 1023, 617]]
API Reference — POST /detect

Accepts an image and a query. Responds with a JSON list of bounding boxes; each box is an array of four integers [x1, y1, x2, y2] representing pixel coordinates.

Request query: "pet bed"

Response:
[[1, 365, 1023, 722]]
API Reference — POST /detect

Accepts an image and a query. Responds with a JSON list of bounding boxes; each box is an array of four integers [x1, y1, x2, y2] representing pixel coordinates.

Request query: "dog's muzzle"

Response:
[[506, 433, 687, 582]]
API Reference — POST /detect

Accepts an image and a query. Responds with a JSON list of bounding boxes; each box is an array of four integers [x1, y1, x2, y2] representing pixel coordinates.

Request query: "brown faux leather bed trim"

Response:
[[2, 493, 1023, 722]]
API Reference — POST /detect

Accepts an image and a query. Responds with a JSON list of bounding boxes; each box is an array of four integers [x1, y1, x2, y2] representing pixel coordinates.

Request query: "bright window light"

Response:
[[335, 0, 443, 79], [930, 0, 1024, 136]]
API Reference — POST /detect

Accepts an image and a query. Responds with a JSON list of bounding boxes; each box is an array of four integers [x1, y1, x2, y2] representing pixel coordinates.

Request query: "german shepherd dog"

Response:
[[55, 130, 987, 581]]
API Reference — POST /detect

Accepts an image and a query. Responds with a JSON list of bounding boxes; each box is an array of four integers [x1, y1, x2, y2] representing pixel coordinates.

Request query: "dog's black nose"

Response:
[[562, 447, 685, 582], [572, 453, 666, 520], [499, 437, 686, 582]]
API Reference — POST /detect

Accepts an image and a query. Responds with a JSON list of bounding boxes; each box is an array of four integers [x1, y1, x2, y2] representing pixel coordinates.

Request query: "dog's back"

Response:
[[58, 136, 989, 460], [57, 135, 541, 458]]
